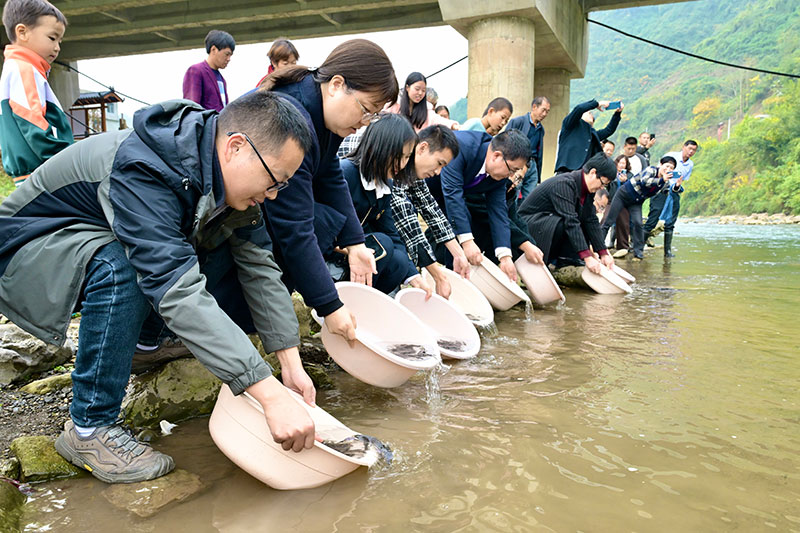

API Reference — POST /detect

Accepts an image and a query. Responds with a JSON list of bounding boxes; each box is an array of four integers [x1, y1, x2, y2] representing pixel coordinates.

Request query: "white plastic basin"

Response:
[[319, 282, 441, 388], [581, 265, 633, 294], [612, 264, 636, 283], [469, 256, 530, 311], [514, 256, 565, 305], [394, 288, 480, 360], [421, 268, 494, 328], [209, 384, 376, 490]]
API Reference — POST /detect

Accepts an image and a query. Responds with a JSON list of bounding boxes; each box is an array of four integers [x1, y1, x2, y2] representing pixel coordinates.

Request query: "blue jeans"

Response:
[[70, 241, 152, 427]]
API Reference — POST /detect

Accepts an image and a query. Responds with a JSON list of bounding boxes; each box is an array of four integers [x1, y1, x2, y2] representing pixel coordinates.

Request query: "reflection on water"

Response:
[[21, 224, 800, 531]]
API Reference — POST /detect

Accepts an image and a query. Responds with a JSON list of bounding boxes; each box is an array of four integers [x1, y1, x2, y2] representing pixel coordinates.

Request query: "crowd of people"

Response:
[[0, 0, 699, 486]]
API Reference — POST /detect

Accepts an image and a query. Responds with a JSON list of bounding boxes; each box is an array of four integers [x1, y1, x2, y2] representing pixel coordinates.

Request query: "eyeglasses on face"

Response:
[[352, 93, 381, 124], [503, 157, 523, 178], [227, 131, 289, 193]]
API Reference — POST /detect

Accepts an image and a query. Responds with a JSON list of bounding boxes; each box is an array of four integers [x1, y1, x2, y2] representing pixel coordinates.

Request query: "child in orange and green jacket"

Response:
[[1, 0, 73, 187]]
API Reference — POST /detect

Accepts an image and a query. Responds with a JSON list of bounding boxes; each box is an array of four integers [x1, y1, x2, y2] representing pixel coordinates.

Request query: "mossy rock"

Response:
[[0, 458, 20, 480], [122, 358, 221, 429], [0, 479, 25, 533], [551, 265, 590, 289], [20, 372, 72, 395], [9, 436, 83, 482], [248, 335, 334, 391], [292, 292, 321, 338]]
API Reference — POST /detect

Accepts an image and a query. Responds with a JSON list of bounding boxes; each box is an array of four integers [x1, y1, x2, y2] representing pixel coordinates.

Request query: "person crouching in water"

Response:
[[0, 91, 319, 483], [600, 156, 680, 261]]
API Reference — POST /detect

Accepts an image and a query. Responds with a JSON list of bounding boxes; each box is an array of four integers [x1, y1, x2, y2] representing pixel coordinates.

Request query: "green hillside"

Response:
[[572, 0, 800, 215]]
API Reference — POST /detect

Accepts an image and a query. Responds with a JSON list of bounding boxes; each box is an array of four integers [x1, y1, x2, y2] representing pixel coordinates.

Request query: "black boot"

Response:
[[663, 230, 675, 258]]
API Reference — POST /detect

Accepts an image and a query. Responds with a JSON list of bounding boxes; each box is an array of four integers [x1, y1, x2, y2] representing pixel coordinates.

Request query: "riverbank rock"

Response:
[[19, 372, 72, 395], [552, 266, 590, 289], [293, 292, 321, 339], [9, 436, 82, 482], [0, 479, 25, 533], [102, 468, 205, 518], [0, 323, 74, 385], [122, 358, 221, 429], [0, 457, 19, 480], [250, 335, 335, 391]]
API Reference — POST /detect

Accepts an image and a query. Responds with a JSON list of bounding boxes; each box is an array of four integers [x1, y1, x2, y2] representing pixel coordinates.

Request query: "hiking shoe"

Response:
[[612, 248, 629, 259], [55, 420, 174, 484], [131, 337, 191, 374]]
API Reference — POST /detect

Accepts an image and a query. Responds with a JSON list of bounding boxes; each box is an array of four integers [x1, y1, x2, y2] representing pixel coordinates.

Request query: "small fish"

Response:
[[437, 338, 467, 352], [383, 343, 436, 360], [321, 434, 393, 466]]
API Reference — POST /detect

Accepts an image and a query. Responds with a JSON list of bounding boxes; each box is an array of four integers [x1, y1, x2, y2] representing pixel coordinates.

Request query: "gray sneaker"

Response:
[[55, 420, 175, 484], [131, 337, 191, 374]]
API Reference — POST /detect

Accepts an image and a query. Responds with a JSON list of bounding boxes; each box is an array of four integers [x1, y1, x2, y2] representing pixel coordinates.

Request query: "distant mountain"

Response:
[[572, 0, 800, 153], [449, 97, 468, 124]]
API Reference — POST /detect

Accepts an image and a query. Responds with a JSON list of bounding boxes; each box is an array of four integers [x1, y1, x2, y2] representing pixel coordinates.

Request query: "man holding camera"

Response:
[[602, 156, 681, 261]]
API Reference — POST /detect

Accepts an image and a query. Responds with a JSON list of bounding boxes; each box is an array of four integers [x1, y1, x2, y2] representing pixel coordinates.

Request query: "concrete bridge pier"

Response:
[[534, 67, 571, 179], [440, 0, 588, 178], [463, 16, 536, 120]]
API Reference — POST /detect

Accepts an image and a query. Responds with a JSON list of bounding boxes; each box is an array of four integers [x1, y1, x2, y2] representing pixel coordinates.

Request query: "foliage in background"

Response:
[[449, 97, 468, 124], [0, 167, 14, 200], [567, 0, 800, 215], [681, 79, 800, 215]]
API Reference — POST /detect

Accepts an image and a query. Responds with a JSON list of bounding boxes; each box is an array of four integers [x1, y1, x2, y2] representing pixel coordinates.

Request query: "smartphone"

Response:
[[606, 101, 621, 110], [364, 233, 387, 261], [671, 170, 681, 179], [650, 133, 656, 140]]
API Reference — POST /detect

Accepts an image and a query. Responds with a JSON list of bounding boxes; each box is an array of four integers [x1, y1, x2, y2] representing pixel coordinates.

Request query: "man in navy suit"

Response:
[[554, 99, 623, 173], [426, 129, 530, 282]]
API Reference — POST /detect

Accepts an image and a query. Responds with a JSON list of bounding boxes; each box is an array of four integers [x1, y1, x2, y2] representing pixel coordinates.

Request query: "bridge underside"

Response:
[[3, 0, 691, 176]]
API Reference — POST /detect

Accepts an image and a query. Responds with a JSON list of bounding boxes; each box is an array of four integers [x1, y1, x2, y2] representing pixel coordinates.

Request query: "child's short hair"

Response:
[[268, 39, 298, 65], [3, 0, 66, 43], [482, 97, 513, 117], [205, 30, 236, 54]]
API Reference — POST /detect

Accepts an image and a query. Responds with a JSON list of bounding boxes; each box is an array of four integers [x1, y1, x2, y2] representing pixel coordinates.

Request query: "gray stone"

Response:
[[102, 468, 205, 518], [10, 436, 83, 482], [0, 479, 25, 533], [121, 358, 222, 429], [19, 372, 73, 395], [0, 323, 74, 385], [0, 457, 20, 480], [552, 265, 590, 289]]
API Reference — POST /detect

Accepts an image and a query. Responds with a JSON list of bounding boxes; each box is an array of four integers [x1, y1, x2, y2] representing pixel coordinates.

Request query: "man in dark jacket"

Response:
[[0, 92, 318, 483], [554, 99, 623, 173], [505, 96, 550, 201], [464, 169, 544, 266], [426, 129, 530, 282], [518, 153, 617, 274]]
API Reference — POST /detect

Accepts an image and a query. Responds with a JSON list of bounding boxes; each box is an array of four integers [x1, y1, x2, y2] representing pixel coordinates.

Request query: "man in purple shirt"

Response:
[[182, 30, 235, 112]]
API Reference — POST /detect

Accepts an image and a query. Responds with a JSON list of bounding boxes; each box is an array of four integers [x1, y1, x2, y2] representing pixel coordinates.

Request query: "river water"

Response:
[[20, 223, 800, 532]]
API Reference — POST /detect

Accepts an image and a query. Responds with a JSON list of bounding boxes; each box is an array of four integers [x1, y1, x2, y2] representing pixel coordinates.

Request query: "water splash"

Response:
[[478, 321, 499, 337], [524, 300, 534, 321], [424, 361, 450, 405]]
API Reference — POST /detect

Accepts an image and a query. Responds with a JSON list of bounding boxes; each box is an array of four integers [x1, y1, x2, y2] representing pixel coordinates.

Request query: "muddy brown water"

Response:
[[19, 224, 800, 531]]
